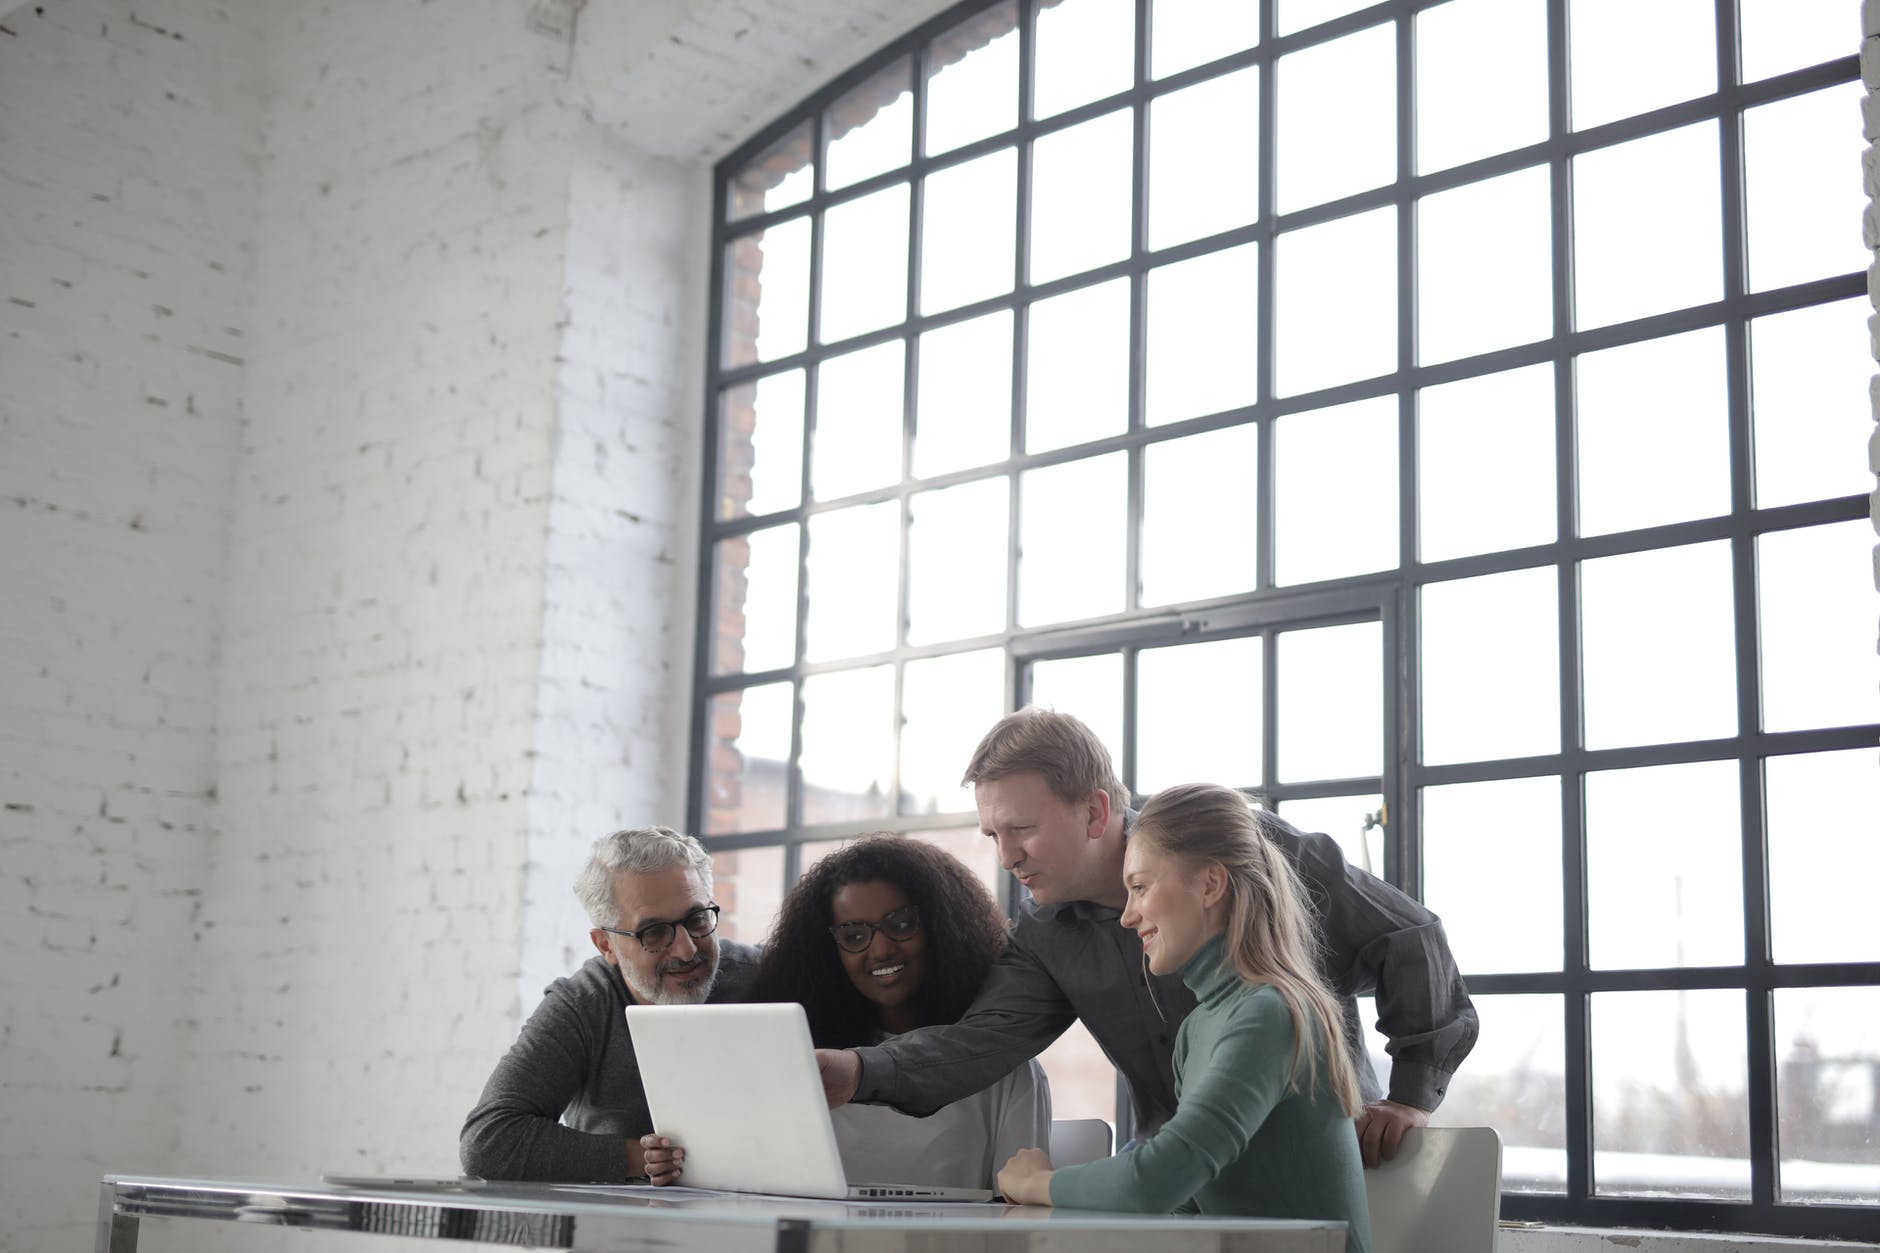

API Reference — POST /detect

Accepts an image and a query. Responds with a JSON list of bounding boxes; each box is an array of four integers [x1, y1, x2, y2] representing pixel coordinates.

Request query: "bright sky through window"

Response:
[[698, 0, 1879, 1230]]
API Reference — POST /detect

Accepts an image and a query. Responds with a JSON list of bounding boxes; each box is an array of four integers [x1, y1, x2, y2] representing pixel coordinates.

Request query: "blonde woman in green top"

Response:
[[997, 782, 1372, 1253]]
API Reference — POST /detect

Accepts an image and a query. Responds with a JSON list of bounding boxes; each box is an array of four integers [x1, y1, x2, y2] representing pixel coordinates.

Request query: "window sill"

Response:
[[1500, 1224, 1880, 1253]]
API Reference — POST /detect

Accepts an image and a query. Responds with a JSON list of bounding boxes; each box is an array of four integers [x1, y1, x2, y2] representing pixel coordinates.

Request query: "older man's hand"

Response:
[[1355, 1099, 1430, 1168], [639, 1134, 685, 1186], [814, 1048, 861, 1109]]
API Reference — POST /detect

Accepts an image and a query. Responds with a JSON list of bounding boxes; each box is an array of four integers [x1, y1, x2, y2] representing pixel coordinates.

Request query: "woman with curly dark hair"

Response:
[[643, 834, 1050, 1191], [759, 835, 1015, 1045]]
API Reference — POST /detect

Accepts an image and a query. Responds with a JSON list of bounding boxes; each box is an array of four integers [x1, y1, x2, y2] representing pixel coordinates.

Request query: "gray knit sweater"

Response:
[[459, 943, 761, 1181]]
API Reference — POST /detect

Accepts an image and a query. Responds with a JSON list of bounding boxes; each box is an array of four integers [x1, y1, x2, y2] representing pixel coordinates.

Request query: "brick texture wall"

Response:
[[0, 0, 263, 1243], [177, 0, 581, 1185], [518, 128, 712, 1008], [1866, 0, 1880, 685]]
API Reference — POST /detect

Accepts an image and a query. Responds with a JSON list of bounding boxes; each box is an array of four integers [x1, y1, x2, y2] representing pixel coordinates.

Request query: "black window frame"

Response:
[[688, 0, 1879, 1239]]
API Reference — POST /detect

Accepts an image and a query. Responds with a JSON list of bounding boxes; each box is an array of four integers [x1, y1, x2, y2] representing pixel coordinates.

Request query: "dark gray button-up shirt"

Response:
[[852, 814, 1475, 1137]]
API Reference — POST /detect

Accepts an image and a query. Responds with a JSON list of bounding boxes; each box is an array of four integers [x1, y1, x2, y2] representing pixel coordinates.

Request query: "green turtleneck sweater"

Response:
[[1047, 934, 1371, 1252]]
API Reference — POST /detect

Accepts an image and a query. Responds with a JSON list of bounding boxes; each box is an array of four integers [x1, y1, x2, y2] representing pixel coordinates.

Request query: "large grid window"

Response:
[[689, 0, 1877, 1238]]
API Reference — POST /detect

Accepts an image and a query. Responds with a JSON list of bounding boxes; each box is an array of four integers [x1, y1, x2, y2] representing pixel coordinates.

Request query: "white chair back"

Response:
[[1363, 1125, 1502, 1253], [1048, 1118, 1115, 1167]]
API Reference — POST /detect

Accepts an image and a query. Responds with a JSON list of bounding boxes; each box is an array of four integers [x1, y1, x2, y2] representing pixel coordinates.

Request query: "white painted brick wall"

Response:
[[518, 125, 712, 1001], [176, 0, 584, 1189], [0, 1, 263, 1247], [1867, 0, 1880, 666]]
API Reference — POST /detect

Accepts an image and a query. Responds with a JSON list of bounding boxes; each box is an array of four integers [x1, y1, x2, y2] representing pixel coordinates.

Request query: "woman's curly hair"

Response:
[[752, 834, 1009, 1049]]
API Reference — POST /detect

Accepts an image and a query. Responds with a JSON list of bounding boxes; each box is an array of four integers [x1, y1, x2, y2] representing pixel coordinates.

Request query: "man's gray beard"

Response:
[[622, 952, 719, 1006]]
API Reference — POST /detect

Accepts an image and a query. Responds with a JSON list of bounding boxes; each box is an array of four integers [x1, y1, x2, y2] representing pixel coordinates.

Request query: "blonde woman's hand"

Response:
[[639, 1134, 685, 1186], [996, 1147, 1054, 1206]]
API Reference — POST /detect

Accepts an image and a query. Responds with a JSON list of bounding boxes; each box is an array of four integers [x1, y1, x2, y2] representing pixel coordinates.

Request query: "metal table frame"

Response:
[[97, 1175, 1348, 1253]]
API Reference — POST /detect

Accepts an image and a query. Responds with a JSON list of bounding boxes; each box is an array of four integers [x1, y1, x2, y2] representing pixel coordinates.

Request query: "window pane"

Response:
[[1148, 68, 1259, 250], [1279, 0, 1379, 38], [1018, 453, 1125, 627], [812, 339, 904, 501], [719, 843, 801, 948], [728, 121, 814, 222], [800, 836, 855, 875], [1569, 0, 1715, 131], [1277, 621, 1381, 783], [1420, 565, 1560, 765], [1418, 363, 1556, 562], [1276, 22, 1396, 213], [1417, 0, 1547, 174], [800, 665, 896, 824], [703, 681, 794, 835], [921, 147, 1017, 314], [725, 217, 811, 367], [925, 4, 1018, 156], [915, 310, 1011, 478], [825, 58, 912, 192], [1591, 989, 1750, 1200], [1767, 749, 1880, 965], [1752, 297, 1873, 508], [910, 825, 1008, 912], [1275, 396, 1398, 584], [1428, 994, 1568, 1196], [718, 370, 805, 520], [1743, 83, 1868, 293], [1573, 122, 1722, 330], [1740, 0, 1849, 84], [1033, 0, 1134, 120], [1775, 986, 1880, 1205], [1276, 206, 1397, 396], [1418, 164, 1553, 365], [1581, 541, 1738, 750], [1423, 775, 1563, 973], [804, 502, 900, 662], [1275, 794, 1384, 878], [819, 183, 910, 344], [713, 523, 800, 676], [901, 650, 1005, 814], [907, 476, 1009, 645], [1152, 0, 1258, 78], [1141, 425, 1258, 607], [1025, 277, 1130, 453], [1585, 760, 1743, 970], [1576, 327, 1730, 536], [1759, 521, 1880, 734], [1027, 654, 1124, 772], [1145, 242, 1258, 425], [1029, 109, 1133, 285], [1137, 637, 1263, 793], [711, 845, 785, 943]]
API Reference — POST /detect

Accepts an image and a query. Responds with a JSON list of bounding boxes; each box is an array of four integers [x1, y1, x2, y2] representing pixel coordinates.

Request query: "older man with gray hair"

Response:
[[460, 826, 760, 1181]]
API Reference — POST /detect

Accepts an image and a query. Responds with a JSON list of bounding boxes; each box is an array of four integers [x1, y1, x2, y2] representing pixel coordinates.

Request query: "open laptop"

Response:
[[624, 1002, 995, 1203]]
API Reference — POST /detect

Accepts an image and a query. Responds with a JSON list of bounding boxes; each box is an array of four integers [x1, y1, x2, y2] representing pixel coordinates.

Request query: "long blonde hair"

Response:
[[1134, 783, 1362, 1117]]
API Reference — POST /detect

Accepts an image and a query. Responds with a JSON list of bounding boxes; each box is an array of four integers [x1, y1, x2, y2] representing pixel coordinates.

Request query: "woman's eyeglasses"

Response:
[[828, 904, 921, 953], [600, 903, 721, 952]]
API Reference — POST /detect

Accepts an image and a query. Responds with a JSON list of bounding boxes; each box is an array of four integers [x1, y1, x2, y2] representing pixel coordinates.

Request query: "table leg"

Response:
[[95, 1182, 141, 1253]]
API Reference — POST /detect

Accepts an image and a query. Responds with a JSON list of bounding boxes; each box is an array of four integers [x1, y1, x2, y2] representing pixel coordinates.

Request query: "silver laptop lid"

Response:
[[625, 1002, 855, 1199]]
